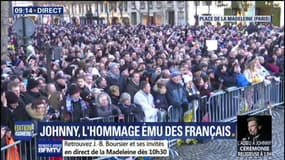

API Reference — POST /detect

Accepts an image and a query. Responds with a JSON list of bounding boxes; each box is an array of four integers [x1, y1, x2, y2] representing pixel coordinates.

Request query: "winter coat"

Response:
[[215, 71, 237, 89], [118, 103, 145, 122], [61, 95, 89, 122], [125, 79, 140, 100], [236, 73, 251, 87], [166, 80, 189, 108], [153, 92, 169, 110], [94, 93, 122, 118], [134, 90, 158, 122]]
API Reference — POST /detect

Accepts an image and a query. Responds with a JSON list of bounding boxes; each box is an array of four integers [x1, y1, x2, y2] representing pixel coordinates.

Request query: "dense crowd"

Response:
[[1, 22, 284, 142]]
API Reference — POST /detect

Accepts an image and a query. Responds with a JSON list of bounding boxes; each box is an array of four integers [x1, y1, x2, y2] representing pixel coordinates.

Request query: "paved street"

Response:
[[170, 107, 284, 160]]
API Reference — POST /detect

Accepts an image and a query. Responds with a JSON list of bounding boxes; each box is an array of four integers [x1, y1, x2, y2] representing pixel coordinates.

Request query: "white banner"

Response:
[[62, 140, 169, 157], [206, 40, 218, 51]]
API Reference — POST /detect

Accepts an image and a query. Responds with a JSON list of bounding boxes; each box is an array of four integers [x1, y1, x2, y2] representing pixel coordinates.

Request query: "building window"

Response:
[[113, 2, 117, 12], [100, 2, 103, 12], [72, 3, 74, 15], [140, 1, 145, 9], [202, 1, 212, 6], [156, 1, 162, 9], [131, 2, 136, 9], [178, 11, 184, 25], [124, 1, 128, 12], [194, 1, 200, 6], [149, 1, 153, 9], [131, 12, 137, 25], [105, 3, 108, 13], [108, 2, 113, 12]]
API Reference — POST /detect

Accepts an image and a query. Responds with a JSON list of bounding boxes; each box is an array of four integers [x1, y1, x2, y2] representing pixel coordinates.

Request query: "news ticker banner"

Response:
[[237, 115, 272, 157], [14, 121, 34, 140], [13, 6, 63, 15], [38, 139, 169, 157], [37, 122, 237, 140], [199, 16, 272, 23]]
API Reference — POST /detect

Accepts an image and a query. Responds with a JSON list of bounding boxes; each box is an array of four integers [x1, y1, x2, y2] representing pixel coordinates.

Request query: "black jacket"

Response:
[[118, 103, 145, 122], [125, 79, 140, 100]]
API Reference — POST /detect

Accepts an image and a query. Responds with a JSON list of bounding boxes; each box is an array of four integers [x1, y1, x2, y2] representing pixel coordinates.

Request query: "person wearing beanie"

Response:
[[166, 69, 189, 122], [1, 92, 30, 134], [61, 83, 89, 122], [23, 78, 43, 104], [106, 62, 124, 91]]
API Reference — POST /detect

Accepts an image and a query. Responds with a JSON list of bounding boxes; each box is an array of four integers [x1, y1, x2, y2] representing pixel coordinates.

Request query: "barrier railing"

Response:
[[199, 80, 284, 122]]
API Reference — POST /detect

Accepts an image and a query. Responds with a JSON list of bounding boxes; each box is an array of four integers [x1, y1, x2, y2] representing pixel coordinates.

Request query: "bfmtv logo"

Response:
[[38, 147, 61, 153], [38, 142, 62, 156]]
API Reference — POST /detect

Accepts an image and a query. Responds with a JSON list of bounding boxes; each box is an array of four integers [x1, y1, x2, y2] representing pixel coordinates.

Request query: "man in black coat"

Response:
[[23, 78, 44, 104], [242, 116, 271, 143], [1, 92, 30, 134]]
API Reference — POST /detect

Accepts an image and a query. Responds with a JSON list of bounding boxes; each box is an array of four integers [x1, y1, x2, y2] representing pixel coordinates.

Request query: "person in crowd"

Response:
[[96, 77, 109, 93], [94, 92, 123, 119], [109, 85, 120, 105], [1, 91, 30, 134], [62, 83, 89, 122], [153, 81, 169, 122], [134, 81, 159, 122], [106, 62, 124, 91], [6, 81, 26, 107], [118, 92, 145, 122], [215, 64, 237, 89], [243, 58, 266, 84], [47, 83, 63, 112], [84, 73, 95, 91], [76, 75, 92, 103], [4, 127, 20, 160], [25, 99, 48, 128], [23, 78, 45, 104], [166, 70, 189, 122], [232, 62, 251, 87], [125, 71, 141, 100]]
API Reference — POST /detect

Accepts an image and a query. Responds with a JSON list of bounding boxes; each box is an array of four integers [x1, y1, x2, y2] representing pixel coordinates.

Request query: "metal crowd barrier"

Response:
[[195, 80, 284, 123]]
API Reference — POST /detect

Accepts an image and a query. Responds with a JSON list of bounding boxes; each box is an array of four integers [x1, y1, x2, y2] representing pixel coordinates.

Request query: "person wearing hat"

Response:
[[166, 69, 190, 122], [23, 78, 43, 104], [94, 92, 123, 120], [106, 62, 125, 91], [62, 83, 89, 122], [1, 91, 29, 134]]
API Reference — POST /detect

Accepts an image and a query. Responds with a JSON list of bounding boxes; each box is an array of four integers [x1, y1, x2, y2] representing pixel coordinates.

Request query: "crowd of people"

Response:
[[1, 21, 284, 142]]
